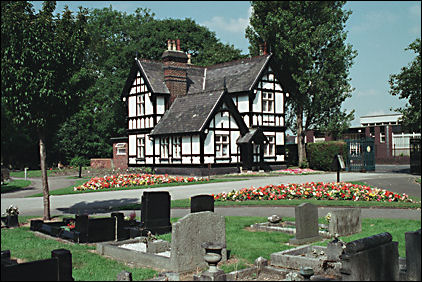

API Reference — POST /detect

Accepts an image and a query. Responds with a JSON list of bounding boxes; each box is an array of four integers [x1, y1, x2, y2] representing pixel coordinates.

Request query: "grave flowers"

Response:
[[74, 173, 209, 191], [213, 182, 414, 203]]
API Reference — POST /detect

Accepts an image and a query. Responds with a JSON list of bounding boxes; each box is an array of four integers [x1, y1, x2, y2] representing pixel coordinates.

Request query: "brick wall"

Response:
[[90, 159, 112, 169], [112, 141, 128, 169]]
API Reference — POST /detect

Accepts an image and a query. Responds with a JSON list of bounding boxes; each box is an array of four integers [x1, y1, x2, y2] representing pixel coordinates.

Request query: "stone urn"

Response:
[[201, 242, 225, 273]]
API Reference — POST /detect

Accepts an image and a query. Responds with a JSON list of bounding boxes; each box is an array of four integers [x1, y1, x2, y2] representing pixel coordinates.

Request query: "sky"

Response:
[[30, 1, 421, 127]]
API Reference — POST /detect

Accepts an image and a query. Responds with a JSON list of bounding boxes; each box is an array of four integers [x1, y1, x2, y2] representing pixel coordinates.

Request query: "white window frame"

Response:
[[215, 134, 229, 158], [136, 137, 145, 159], [172, 137, 182, 159], [115, 143, 127, 155], [137, 94, 145, 116], [161, 137, 169, 158], [262, 91, 274, 113], [264, 135, 275, 157]]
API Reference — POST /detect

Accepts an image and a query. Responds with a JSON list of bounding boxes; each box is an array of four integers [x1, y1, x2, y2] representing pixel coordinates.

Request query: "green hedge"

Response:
[[307, 141, 347, 171]]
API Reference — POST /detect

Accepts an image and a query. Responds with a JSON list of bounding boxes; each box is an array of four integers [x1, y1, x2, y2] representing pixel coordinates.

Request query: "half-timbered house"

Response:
[[119, 40, 288, 175]]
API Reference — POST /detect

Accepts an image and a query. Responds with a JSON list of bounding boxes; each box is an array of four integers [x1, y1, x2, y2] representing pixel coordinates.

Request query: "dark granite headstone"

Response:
[[190, 195, 214, 213], [141, 191, 171, 235]]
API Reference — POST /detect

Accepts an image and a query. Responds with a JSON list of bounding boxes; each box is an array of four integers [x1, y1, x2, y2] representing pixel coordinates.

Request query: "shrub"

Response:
[[307, 141, 347, 171]]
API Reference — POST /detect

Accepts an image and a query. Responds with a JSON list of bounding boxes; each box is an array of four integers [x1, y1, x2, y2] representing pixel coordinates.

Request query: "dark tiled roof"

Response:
[[149, 89, 225, 136], [236, 128, 267, 144], [137, 59, 170, 94], [133, 54, 271, 96], [204, 55, 271, 93]]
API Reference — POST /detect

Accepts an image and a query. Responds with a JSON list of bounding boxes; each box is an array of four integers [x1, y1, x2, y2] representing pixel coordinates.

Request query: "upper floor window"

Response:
[[137, 94, 145, 116], [262, 91, 274, 112], [216, 134, 229, 158]]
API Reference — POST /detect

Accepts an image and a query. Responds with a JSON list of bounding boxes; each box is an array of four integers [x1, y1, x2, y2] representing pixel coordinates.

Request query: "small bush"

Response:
[[307, 141, 347, 171]]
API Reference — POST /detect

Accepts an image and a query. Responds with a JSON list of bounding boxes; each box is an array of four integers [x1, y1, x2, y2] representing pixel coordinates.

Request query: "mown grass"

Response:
[[26, 178, 245, 197], [1, 180, 31, 193], [9, 170, 53, 178], [2, 216, 418, 280], [1, 217, 157, 281]]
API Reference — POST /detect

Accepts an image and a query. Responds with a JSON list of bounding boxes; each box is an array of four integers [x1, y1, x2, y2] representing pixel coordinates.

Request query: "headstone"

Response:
[[328, 208, 361, 236], [289, 203, 321, 245], [190, 195, 214, 213], [170, 211, 226, 273], [404, 229, 421, 281], [340, 232, 399, 281], [141, 191, 171, 235]]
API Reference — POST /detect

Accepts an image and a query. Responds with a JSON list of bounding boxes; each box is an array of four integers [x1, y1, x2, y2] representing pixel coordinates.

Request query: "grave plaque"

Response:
[[190, 195, 214, 213], [289, 203, 321, 245], [141, 191, 171, 235], [329, 208, 361, 236]]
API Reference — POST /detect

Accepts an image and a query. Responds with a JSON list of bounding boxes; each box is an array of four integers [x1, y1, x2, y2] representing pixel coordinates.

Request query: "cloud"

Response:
[[201, 6, 252, 34], [355, 89, 379, 97]]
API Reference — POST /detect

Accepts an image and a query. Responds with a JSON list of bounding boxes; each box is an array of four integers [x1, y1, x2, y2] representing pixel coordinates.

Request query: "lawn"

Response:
[[2, 216, 420, 280], [26, 177, 245, 197], [1, 179, 31, 194]]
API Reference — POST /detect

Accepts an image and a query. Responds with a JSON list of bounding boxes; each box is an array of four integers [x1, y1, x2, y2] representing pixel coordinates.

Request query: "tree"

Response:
[[246, 1, 356, 164], [389, 38, 421, 133], [1, 1, 90, 219]]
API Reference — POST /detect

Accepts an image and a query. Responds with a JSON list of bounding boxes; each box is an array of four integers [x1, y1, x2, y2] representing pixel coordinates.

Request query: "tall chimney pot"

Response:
[[176, 39, 181, 51], [263, 41, 268, 55], [167, 39, 171, 50], [172, 40, 176, 51]]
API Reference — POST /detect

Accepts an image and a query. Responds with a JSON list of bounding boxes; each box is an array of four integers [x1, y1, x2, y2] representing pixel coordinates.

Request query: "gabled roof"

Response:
[[121, 54, 273, 98], [137, 59, 170, 94], [236, 128, 268, 144], [149, 89, 226, 136], [204, 55, 271, 93]]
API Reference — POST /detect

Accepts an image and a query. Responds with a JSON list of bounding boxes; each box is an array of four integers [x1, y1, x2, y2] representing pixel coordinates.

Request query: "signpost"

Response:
[[332, 155, 345, 182]]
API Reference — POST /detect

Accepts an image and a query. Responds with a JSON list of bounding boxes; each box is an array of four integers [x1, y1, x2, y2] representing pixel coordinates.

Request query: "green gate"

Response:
[[345, 139, 375, 172], [410, 138, 421, 175]]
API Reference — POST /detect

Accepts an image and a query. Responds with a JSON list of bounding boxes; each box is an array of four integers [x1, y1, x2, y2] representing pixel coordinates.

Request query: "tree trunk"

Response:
[[39, 130, 51, 220], [78, 165, 82, 178], [296, 107, 307, 165]]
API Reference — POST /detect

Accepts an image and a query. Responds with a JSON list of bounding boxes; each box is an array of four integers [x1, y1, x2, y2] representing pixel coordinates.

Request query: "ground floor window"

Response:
[[264, 135, 275, 157], [161, 137, 169, 158], [137, 137, 145, 159], [216, 134, 229, 158], [172, 137, 182, 158]]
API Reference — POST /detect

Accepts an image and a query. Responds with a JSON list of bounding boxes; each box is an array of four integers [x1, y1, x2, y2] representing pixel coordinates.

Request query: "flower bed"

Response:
[[213, 182, 414, 203], [74, 174, 209, 191]]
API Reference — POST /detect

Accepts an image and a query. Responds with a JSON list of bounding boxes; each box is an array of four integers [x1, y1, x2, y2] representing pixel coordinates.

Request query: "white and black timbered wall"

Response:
[[127, 71, 166, 166], [232, 66, 286, 163]]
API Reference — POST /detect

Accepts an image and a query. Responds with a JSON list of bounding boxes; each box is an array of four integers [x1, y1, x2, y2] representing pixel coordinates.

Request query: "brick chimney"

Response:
[[162, 39, 188, 107]]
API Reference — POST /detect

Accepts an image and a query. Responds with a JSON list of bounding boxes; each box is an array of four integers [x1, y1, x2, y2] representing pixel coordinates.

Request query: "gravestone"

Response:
[[170, 211, 227, 273], [141, 191, 171, 235], [328, 208, 361, 236], [340, 232, 399, 281], [190, 195, 214, 213], [289, 203, 321, 245], [404, 229, 421, 281]]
